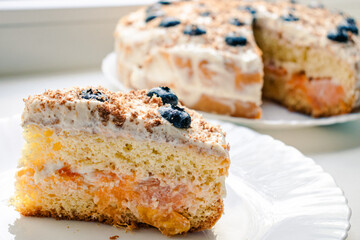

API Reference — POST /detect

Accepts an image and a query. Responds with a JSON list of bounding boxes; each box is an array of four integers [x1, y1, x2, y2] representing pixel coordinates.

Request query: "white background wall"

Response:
[[0, 0, 359, 76], [0, 2, 151, 76]]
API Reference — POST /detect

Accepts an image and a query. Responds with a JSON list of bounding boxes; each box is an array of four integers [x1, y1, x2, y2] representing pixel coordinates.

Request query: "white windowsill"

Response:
[[0, 1, 154, 10]]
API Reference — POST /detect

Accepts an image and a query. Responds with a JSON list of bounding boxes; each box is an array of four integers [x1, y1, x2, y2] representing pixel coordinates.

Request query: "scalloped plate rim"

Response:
[[0, 115, 352, 240]]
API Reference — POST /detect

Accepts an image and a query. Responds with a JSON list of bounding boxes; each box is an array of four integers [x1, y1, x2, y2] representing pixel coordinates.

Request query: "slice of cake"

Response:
[[12, 86, 230, 236], [252, 0, 360, 117], [115, 0, 264, 118]]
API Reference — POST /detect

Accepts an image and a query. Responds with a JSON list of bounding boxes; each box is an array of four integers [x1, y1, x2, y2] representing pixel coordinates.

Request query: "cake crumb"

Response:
[[109, 235, 119, 240]]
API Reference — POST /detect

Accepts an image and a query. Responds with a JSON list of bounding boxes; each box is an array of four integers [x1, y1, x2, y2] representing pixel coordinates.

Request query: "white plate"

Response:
[[0, 115, 351, 240], [102, 52, 360, 129]]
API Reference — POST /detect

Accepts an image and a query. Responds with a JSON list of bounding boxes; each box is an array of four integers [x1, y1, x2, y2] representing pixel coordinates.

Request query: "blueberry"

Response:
[[184, 25, 206, 36], [147, 87, 178, 105], [281, 13, 299, 22], [200, 11, 211, 17], [145, 10, 164, 23], [338, 24, 359, 35], [327, 30, 349, 43], [346, 17, 356, 25], [158, 0, 171, 5], [145, 14, 157, 22], [229, 18, 245, 26], [80, 89, 108, 102], [225, 34, 247, 47], [158, 105, 191, 129], [238, 6, 257, 15], [159, 17, 181, 28]]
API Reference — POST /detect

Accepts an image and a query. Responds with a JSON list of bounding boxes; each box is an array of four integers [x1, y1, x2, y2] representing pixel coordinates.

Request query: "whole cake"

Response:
[[12, 86, 230, 236], [114, 0, 360, 118]]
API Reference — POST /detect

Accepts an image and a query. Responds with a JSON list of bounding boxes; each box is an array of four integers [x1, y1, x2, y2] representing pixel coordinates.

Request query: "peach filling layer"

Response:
[[17, 165, 194, 235], [265, 64, 347, 114]]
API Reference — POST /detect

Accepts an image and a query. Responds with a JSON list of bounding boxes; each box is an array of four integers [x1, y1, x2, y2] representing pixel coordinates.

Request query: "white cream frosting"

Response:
[[168, 45, 263, 106], [30, 160, 226, 215], [22, 92, 229, 158], [115, 29, 263, 106], [33, 160, 64, 185]]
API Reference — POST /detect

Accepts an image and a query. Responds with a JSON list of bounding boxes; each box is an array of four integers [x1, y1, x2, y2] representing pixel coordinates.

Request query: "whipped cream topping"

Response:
[[167, 44, 263, 106], [22, 87, 229, 158], [30, 160, 226, 215]]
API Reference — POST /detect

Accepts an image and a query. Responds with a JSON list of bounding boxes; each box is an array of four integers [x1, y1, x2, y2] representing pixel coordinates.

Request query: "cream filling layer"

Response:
[[29, 161, 226, 216], [168, 45, 263, 106]]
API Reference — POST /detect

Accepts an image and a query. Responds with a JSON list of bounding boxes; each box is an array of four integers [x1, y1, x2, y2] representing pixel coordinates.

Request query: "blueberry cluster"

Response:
[[338, 18, 359, 35], [159, 17, 181, 28], [229, 18, 245, 26], [347, 18, 356, 25], [327, 30, 348, 43], [145, 4, 164, 23], [281, 13, 300, 22], [145, 1, 181, 27], [147, 86, 178, 105], [147, 87, 191, 129], [80, 89, 108, 102], [327, 18, 358, 43], [184, 25, 206, 36], [225, 33, 247, 47]]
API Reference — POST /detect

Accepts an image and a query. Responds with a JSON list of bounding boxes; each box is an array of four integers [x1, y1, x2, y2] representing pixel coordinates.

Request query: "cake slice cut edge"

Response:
[[12, 86, 230, 236]]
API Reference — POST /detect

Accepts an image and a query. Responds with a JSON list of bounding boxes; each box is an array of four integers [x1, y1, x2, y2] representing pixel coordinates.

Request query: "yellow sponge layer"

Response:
[[13, 125, 229, 235]]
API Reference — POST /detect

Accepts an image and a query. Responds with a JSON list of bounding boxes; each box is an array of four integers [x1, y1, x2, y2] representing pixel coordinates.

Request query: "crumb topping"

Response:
[[118, 0, 257, 54], [23, 86, 229, 156]]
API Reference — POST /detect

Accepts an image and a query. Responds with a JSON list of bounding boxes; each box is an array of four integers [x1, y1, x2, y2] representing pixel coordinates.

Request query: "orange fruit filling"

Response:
[[18, 163, 192, 235], [288, 72, 345, 112]]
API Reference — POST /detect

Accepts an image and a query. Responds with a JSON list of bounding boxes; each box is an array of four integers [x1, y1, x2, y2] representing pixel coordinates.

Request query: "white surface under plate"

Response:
[[0, 115, 351, 240], [102, 52, 360, 129]]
